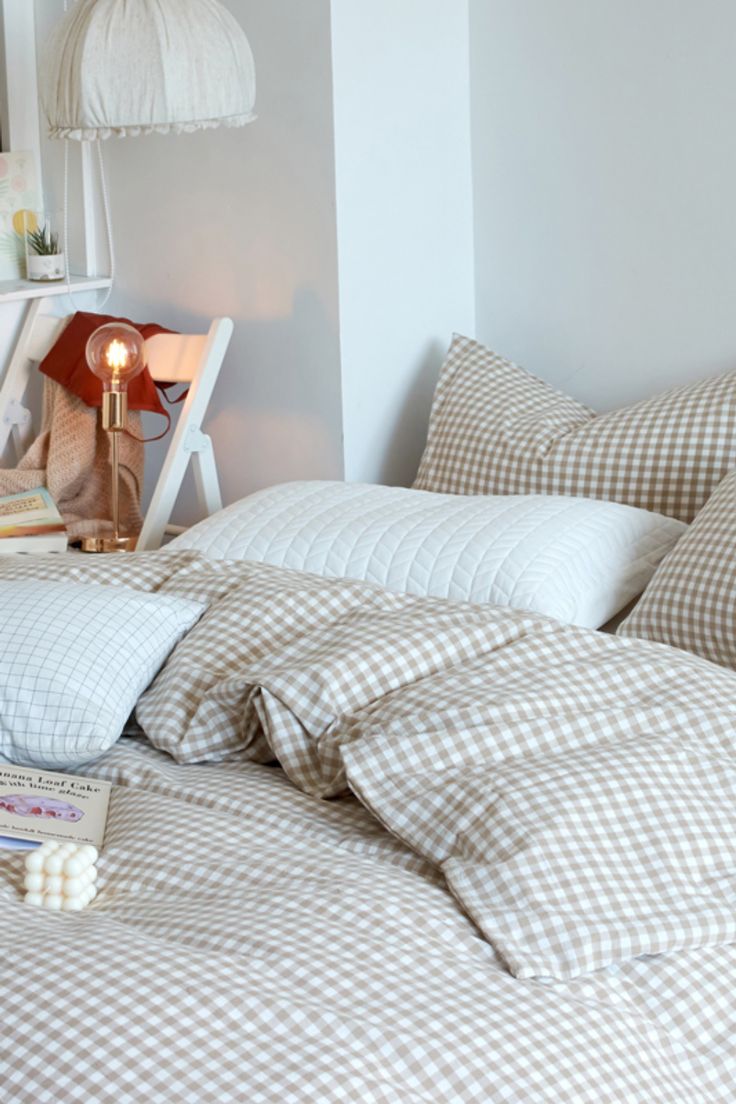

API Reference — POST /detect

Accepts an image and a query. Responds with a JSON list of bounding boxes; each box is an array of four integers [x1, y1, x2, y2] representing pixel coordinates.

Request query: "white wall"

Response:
[[331, 0, 475, 485], [26, 1, 736, 512], [469, 0, 736, 411], [37, 0, 344, 524]]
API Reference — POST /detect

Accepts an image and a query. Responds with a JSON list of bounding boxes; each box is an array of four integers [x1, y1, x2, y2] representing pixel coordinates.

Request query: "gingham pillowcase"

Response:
[[414, 334, 736, 522], [618, 469, 736, 666]]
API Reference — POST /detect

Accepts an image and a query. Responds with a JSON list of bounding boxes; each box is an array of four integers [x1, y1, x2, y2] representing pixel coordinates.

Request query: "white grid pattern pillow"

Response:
[[0, 579, 204, 768], [618, 470, 736, 666], [414, 334, 736, 522]]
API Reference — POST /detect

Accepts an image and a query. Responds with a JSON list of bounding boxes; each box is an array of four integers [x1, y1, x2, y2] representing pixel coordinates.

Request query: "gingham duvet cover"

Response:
[[1, 552, 736, 1101], [3, 739, 735, 1103]]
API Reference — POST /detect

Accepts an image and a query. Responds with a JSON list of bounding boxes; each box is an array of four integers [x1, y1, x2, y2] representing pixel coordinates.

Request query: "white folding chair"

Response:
[[0, 299, 233, 550]]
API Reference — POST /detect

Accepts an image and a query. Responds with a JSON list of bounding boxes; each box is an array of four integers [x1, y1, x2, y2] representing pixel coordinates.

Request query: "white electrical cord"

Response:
[[96, 140, 116, 306], [61, 140, 83, 311], [62, 138, 115, 311]]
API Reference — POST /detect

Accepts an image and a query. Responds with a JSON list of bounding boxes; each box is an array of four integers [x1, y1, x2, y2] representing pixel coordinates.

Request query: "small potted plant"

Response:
[[25, 220, 65, 282]]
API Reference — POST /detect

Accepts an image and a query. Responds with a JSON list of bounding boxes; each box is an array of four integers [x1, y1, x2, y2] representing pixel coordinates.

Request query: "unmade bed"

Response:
[[1, 543, 735, 1103], [4, 337, 736, 1103]]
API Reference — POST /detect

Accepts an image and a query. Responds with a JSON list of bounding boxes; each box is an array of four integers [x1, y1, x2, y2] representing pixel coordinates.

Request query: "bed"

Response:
[[2, 339, 736, 1103]]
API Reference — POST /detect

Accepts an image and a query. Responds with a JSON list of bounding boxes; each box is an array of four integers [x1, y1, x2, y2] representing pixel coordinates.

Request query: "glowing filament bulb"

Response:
[[86, 322, 145, 394], [105, 339, 129, 373]]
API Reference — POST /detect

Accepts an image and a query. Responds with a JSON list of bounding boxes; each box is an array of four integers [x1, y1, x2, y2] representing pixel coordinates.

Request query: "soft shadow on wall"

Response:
[[128, 286, 344, 525]]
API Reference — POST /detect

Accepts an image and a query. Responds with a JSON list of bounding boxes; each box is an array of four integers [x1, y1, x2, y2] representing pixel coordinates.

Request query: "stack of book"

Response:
[[0, 487, 67, 554]]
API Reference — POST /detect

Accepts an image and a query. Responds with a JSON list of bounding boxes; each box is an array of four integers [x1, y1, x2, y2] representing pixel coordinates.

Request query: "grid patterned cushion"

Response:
[[414, 334, 736, 522], [618, 470, 736, 666], [0, 579, 204, 768]]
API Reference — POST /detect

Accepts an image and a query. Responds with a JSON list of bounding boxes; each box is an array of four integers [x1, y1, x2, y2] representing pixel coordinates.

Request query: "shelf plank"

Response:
[[0, 275, 112, 304]]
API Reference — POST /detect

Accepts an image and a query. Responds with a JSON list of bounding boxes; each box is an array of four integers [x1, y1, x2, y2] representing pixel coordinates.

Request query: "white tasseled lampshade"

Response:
[[42, 0, 257, 141]]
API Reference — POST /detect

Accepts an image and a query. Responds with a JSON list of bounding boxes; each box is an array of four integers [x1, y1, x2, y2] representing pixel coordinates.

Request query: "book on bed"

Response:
[[0, 765, 111, 850], [0, 487, 67, 553]]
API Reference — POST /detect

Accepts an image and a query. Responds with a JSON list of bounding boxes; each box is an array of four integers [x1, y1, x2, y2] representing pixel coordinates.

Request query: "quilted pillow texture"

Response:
[[618, 469, 736, 667], [170, 481, 685, 629], [414, 334, 736, 523], [0, 579, 204, 768]]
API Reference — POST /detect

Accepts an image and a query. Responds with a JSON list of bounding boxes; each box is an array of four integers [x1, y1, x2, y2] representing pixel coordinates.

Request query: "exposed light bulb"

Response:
[[86, 322, 145, 394]]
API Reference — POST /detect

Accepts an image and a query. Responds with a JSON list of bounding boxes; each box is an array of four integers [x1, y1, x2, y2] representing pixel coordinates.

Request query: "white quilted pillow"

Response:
[[0, 579, 204, 769], [171, 482, 686, 629]]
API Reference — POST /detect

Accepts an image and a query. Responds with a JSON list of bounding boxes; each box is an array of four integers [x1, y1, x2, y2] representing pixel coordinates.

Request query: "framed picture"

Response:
[[0, 150, 39, 279]]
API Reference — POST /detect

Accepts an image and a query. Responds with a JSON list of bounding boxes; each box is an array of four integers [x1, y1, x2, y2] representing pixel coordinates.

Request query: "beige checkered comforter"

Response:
[[2, 552, 736, 1101], [2, 739, 734, 1103]]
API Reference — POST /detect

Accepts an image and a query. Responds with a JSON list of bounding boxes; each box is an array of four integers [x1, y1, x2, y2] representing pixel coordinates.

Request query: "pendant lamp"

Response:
[[37, 0, 256, 305], [41, 0, 257, 140]]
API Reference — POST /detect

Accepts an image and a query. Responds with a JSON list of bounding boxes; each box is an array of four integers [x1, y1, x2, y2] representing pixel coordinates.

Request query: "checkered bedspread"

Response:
[[1, 552, 735, 1101], [2, 739, 734, 1103]]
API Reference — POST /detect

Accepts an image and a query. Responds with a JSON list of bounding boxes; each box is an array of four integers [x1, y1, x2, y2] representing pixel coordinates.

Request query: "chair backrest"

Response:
[[29, 320, 212, 385], [143, 332, 210, 384], [2, 312, 220, 405], [136, 318, 233, 550]]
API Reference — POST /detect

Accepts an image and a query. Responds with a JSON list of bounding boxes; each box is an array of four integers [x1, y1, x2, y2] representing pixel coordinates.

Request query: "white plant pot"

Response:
[[26, 253, 65, 282]]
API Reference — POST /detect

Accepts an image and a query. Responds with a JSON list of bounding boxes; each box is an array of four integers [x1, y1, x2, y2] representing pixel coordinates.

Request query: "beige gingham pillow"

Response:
[[618, 469, 736, 667], [414, 334, 736, 522]]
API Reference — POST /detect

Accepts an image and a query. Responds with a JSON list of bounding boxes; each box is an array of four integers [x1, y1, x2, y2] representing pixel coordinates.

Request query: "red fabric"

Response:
[[39, 311, 177, 416]]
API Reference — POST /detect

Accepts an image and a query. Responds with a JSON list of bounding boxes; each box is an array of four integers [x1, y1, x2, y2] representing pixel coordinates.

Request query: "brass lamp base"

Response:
[[79, 535, 137, 553]]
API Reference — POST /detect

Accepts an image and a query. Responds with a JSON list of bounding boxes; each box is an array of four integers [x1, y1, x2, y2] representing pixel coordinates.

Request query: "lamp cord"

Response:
[[62, 140, 83, 311], [96, 140, 116, 306], [62, 139, 115, 311]]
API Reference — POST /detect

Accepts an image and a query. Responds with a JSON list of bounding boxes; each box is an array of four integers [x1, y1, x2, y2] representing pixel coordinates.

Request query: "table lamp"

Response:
[[80, 322, 144, 553]]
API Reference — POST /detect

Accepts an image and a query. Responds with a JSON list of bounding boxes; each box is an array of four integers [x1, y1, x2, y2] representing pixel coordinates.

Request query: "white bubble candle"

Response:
[[24, 841, 99, 911]]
